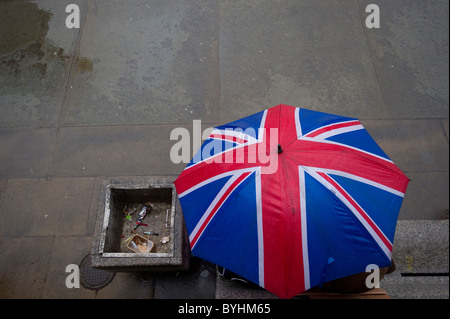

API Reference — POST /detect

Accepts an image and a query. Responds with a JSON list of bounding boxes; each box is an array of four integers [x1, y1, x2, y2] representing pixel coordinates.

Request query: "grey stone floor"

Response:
[[0, 0, 448, 299]]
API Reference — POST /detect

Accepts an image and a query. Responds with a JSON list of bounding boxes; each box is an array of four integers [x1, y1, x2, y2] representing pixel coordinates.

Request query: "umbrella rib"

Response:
[[301, 166, 393, 260]]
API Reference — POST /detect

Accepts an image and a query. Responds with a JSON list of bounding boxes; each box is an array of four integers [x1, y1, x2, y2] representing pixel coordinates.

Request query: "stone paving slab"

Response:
[[0, 236, 54, 298], [381, 274, 449, 299], [392, 220, 449, 274], [215, 274, 277, 299], [0, 1, 83, 127], [358, 0, 449, 119], [41, 235, 96, 299], [0, 127, 57, 180], [0, 178, 94, 237], [60, 0, 220, 126], [94, 272, 154, 299], [0, 180, 6, 203], [399, 172, 449, 220], [153, 257, 216, 299], [362, 119, 449, 173], [49, 125, 183, 178], [441, 119, 449, 141], [381, 220, 449, 299]]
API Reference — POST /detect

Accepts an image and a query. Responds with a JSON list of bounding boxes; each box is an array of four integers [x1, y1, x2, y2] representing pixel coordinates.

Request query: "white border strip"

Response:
[[295, 107, 302, 139], [178, 167, 256, 198], [304, 120, 359, 138], [313, 124, 364, 140], [255, 168, 265, 288], [210, 128, 258, 144]]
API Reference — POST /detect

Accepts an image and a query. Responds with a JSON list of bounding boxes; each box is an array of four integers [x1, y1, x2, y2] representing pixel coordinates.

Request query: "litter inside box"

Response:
[[120, 201, 172, 254]]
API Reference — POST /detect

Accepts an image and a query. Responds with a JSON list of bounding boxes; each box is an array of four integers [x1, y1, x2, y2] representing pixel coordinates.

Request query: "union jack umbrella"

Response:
[[174, 104, 409, 298]]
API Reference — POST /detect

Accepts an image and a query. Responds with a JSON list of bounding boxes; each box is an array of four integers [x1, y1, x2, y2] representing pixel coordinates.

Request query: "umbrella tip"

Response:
[[278, 144, 283, 154]]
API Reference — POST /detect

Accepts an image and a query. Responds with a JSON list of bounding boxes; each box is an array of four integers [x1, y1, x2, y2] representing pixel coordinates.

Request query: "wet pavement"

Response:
[[0, 0, 448, 299]]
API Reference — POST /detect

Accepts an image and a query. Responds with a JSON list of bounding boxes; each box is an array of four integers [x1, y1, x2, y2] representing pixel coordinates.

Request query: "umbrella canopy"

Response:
[[174, 104, 409, 298]]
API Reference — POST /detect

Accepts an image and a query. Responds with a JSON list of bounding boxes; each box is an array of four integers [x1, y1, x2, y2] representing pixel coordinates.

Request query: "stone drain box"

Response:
[[91, 177, 190, 272]]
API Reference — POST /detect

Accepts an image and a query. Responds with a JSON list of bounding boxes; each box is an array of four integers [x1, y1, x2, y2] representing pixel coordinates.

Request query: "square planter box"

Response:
[[91, 177, 190, 272]]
